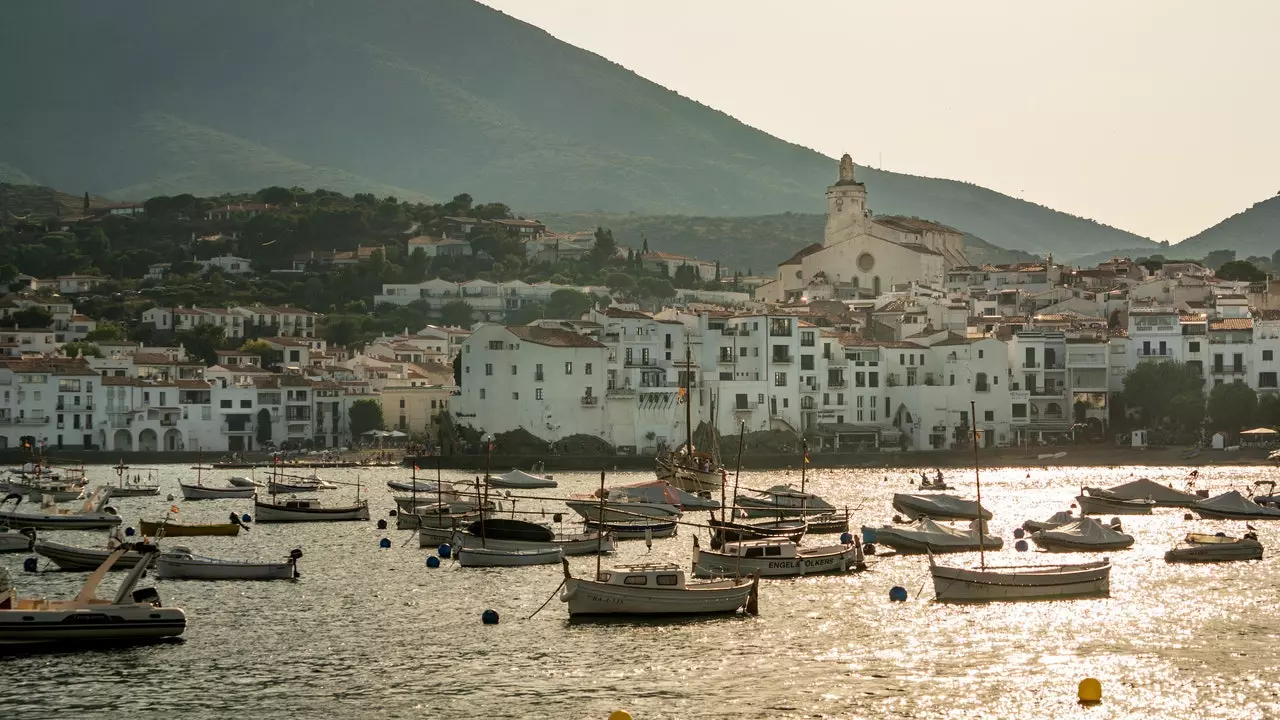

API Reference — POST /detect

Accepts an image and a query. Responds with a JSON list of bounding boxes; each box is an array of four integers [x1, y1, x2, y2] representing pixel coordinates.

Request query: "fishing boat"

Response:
[[267, 473, 336, 493], [565, 498, 681, 522], [1030, 517, 1135, 552], [572, 480, 718, 516], [0, 488, 121, 530], [1165, 532, 1264, 563], [226, 476, 261, 488], [735, 484, 836, 519], [1, 477, 86, 503], [870, 518, 1004, 554], [1021, 510, 1077, 533], [486, 469, 558, 489], [892, 493, 992, 521], [708, 517, 808, 547], [34, 537, 154, 572], [155, 547, 301, 580], [560, 561, 758, 617], [441, 518, 616, 556], [803, 511, 851, 535], [691, 536, 863, 578], [180, 464, 254, 500], [254, 496, 370, 523], [1251, 480, 1280, 506], [395, 502, 485, 531], [0, 527, 35, 553], [456, 546, 564, 567], [1193, 491, 1280, 520], [110, 463, 161, 498], [0, 543, 185, 647], [139, 513, 245, 538], [1075, 488, 1155, 515], [655, 343, 725, 495], [584, 519, 679, 540], [930, 400, 1111, 602], [1101, 478, 1199, 507]]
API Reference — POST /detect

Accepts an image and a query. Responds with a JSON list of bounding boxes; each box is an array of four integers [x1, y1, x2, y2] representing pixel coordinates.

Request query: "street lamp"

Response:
[[483, 433, 494, 481]]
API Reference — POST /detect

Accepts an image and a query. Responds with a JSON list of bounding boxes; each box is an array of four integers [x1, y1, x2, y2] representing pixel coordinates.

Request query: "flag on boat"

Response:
[[678, 387, 687, 403], [170, 505, 180, 514], [803, 452, 811, 464]]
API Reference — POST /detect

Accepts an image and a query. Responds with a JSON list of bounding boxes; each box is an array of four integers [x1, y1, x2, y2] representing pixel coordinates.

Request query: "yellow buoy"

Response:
[[608, 712, 633, 720], [1078, 677, 1102, 704]]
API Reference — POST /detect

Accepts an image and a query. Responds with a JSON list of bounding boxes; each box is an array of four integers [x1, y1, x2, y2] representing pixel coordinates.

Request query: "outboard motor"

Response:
[[289, 548, 303, 578], [132, 587, 162, 606]]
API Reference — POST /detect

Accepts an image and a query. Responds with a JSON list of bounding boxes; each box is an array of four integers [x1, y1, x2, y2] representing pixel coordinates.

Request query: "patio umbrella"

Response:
[[1240, 428, 1279, 436]]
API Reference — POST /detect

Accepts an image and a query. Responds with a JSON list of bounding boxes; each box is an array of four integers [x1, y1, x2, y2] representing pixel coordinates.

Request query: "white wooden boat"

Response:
[[1030, 517, 1135, 552], [0, 527, 35, 553], [110, 466, 160, 497], [691, 536, 863, 578], [735, 484, 835, 518], [456, 546, 564, 567], [394, 503, 484, 531], [0, 488, 121, 530], [870, 518, 1004, 554], [1, 480, 86, 503], [584, 519, 678, 540], [226, 476, 261, 488], [602, 480, 721, 511], [1102, 478, 1199, 507], [1193, 491, 1280, 520], [709, 517, 808, 546], [267, 474, 335, 493], [1165, 532, 1264, 563], [1076, 489, 1155, 515], [1021, 510, 1076, 533], [660, 459, 724, 495], [930, 555, 1111, 602], [180, 482, 254, 500], [0, 543, 185, 647], [255, 496, 369, 523], [34, 538, 153, 571], [486, 469, 557, 489], [446, 529, 615, 556], [892, 493, 992, 521], [155, 547, 301, 580], [560, 561, 758, 617], [565, 498, 680, 522]]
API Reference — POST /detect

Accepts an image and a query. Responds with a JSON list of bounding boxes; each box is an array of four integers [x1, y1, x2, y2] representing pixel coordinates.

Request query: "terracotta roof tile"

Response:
[[506, 326, 605, 349]]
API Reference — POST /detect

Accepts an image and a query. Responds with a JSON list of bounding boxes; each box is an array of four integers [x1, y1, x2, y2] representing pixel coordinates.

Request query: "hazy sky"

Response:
[[479, 0, 1277, 244]]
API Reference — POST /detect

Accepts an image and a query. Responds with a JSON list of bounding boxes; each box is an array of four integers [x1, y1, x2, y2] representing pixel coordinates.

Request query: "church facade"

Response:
[[759, 155, 968, 303]]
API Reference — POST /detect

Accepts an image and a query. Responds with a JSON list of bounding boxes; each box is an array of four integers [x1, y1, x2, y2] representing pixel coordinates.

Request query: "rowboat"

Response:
[[735, 484, 835, 518], [139, 517, 242, 537], [0, 543, 185, 647], [226, 476, 261, 488], [444, 528, 615, 556], [486, 469, 557, 489], [1165, 532, 1264, 563], [155, 548, 301, 580], [266, 474, 336, 493], [691, 536, 863, 578], [1076, 488, 1155, 515], [930, 555, 1111, 602], [0, 488, 121, 530], [560, 560, 757, 617], [584, 519, 678, 539], [111, 465, 160, 497], [254, 496, 370, 523], [708, 517, 807, 547], [179, 483, 254, 500], [33, 538, 154, 572], [456, 546, 564, 567], [892, 493, 992, 521], [0, 527, 35, 553], [804, 512, 850, 534], [1193, 491, 1280, 520]]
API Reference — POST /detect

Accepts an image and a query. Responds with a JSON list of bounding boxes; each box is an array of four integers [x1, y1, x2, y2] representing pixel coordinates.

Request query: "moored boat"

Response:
[[1164, 532, 1264, 563], [155, 547, 301, 580], [691, 536, 862, 578], [708, 517, 807, 547], [226, 476, 261, 488], [584, 519, 678, 540], [1076, 488, 1155, 515], [486, 469, 557, 489], [34, 538, 153, 572], [930, 555, 1111, 602], [110, 464, 160, 497], [139, 516, 243, 537], [1030, 517, 1135, 552], [0, 527, 35, 553], [254, 496, 370, 523], [1021, 510, 1077, 533], [892, 493, 992, 521], [0, 488, 120, 531], [870, 518, 1004, 554], [1192, 491, 1280, 520], [456, 546, 564, 567], [565, 498, 681, 522], [560, 560, 758, 617], [735, 484, 835, 518], [1102, 478, 1199, 507]]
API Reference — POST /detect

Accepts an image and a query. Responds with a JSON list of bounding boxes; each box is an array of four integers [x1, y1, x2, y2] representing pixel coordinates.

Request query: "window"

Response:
[[512, 392, 519, 400], [143, 391, 150, 404], [783, 398, 789, 408], [1012, 403, 1027, 418], [984, 410, 994, 422], [485, 363, 493, 376], [1266, 350, 1274, 362], [656, 574, 678, 586], [800, 355, 814, 370], [479, 389, 486, 399], [623, 575, 648, 586], [978, 349, 984, 359], [774, 372, 787, 387], [869, 373, 879, 388], [855, 372, 866, 387], [856, 396, 864, 408], [535, 388, 544, 400], [488, 340, 503, 350], [739, 346, 748, 357], [870, 408, 877, 421], [511, 365, 518, 375], [857, 410, 864, 422], [240, 399, 251, 408], [1190, 341, 1201, 353], [220, 399, 232, 408], [585, 363, 593, 375], [399, 399, 406, 409], [1261, 372, 1278, 388], [535, 363, 544, 381], [564, 362, 573, 375], [899, 353, 905, 364], [823, 393, 830, 406], [800, 331, 815, 347], [975, 372, 989, 392]]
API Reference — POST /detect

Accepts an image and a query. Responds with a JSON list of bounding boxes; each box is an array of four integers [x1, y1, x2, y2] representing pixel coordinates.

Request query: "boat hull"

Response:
[[565, 499, 680, 522], [0, 511, 120, 531], [1193, 508, 1280, 520], [872, 528, 1004, 554], [584, 520, 678, 539], [179, 484, 254, 500], [1030, 536, 1134, 552], [155, 554, 294, 580], [1164, 540, 1263, 563], [456, 546, 565, 567], [0, 608, 186, 646], [1076, 495, 1154, 515], [892, 494, 991, 521], [139, 520, 240, 537], [692, 543, 862, 578], [0, 531, 33, 553], [930, 559, 1110, 602], [561, 576, 752, 616], [254, 501, 369, 523], [709, 518, 807, 546], [34, 541, 152, 571], [107, 486, 160, 498], [429, 528, 615, 556]]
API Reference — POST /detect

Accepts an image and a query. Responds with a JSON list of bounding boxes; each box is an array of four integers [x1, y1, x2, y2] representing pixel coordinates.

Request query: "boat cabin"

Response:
[[276, 498, 322, 510], [718, 539, 799, 559], [598, 563, 686, 589]]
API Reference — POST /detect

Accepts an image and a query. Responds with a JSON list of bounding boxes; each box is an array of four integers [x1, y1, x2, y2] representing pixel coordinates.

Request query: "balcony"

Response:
[[1044, 363, 1066, 371], [717, 353, 736, 365], [1031, 386, 1066, 397], [221, 423, 255, 434], [1067, 353, 1106, 366], [772, 354, 794, 364], [801, 383, 822, 393], [1022, 361, 1040, 369], [0, 416, 49, 425], [733, 401, 759, 412], [607, 387, 636, 397], [828, 378, 847, 389], [1211, 365, 1247, 374], [1136, 349, 1173, 358], [624, 358, 655, 368], [534, 373, 545, 382], [581, 396, 599, 406]]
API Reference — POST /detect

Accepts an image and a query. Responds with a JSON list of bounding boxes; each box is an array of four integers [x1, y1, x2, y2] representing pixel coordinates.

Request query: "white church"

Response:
[[757, 155, 968, 303]]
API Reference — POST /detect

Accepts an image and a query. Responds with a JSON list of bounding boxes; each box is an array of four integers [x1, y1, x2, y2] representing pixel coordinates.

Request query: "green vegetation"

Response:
[[1122, 362, 1205, 436], [1176, 196, 1280, 259], [1206, 382, 1258, 436], [348, 399, 385, 437], [0, 0, 1155, 259]]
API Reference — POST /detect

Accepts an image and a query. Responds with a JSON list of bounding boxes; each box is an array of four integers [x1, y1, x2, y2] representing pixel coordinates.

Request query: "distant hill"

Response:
[[0, 183, 110, 219], [0, 0, 1153, 260], [0, 163, 35, 186], [1170, 195, 1280, 260], [538, 212, 1040, 272]]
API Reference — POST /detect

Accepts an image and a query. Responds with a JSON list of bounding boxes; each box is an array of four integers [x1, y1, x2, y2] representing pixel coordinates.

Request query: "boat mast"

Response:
[[730, 421, 745, 523], [970, 400, 985, 570], [800, 436, 808, 517], [595, 470, 606, 581], [684, 339, 693, 455], [435, 455, 443, 524]]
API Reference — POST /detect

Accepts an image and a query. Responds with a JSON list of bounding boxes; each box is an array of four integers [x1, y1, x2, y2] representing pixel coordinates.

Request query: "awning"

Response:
[[1240, 427, 1279, 436]]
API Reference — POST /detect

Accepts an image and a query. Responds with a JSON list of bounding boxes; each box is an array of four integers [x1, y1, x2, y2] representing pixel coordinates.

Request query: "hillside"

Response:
[[0, 183, 110, 219], [1172, 195, 1280, 259], [0, 0, 1153, 259], [538, 212, 1040, 272]]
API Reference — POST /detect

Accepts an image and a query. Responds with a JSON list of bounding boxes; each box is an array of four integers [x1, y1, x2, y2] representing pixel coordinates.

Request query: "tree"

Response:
[[606, 272, 636, 295], [637, 277, 676, 302], [452, 353, 462, 387], [256, 408, 273, 445], [349, 399, 385, 437], [1272, 248, 1280, 270], [1122, 362, 1205, 433], [322, 315, 364, 347], [176, 324, 226, 366], [672, 263, 698, 289], [440, 300, 474, 328], [1258, 393, 1280, 427], [589, 226, 617, 267], [1216, 260, 1266, 283], [61, 341, 101, 358], [9, 307, 53, 329], [84, 323, 127, 343], [1203, 249, 1236, 271], [1207, 382, 1258, 435], [239, 339, 281, 368], [545, 288, 592, 319], [256, 186, 295, 206]]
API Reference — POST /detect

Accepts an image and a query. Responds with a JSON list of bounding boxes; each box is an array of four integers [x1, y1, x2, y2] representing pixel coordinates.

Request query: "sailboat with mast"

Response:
[[929, 402, 1111, 602], [655, 342, 725, 494]]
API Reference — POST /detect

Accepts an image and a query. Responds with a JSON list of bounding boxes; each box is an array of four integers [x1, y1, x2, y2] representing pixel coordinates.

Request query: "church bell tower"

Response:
[[824, 153, 869, 246]]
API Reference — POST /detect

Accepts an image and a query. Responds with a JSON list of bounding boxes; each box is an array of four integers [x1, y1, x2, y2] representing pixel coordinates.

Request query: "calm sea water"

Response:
[[2, 463, 1279, 719]]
